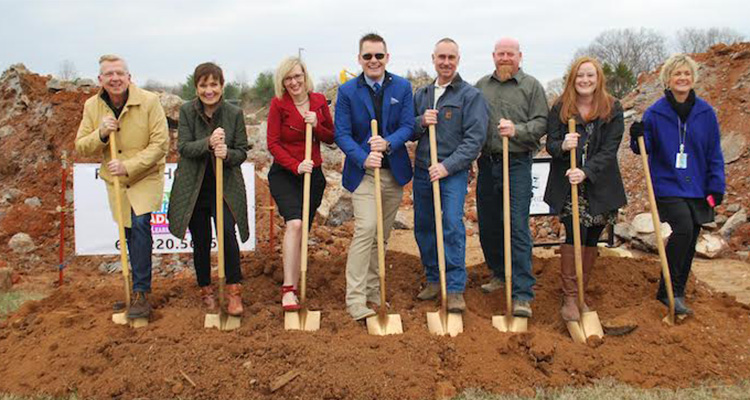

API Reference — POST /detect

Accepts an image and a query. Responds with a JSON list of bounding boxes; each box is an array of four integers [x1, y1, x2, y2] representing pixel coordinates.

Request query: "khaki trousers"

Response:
[[346, 169, 403, 309]]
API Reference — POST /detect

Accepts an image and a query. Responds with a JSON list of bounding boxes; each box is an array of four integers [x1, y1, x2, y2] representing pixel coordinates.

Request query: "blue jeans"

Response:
[[476, 154, 536, 301], [125, 210, 153, 293], [413, 167, 468, 293]]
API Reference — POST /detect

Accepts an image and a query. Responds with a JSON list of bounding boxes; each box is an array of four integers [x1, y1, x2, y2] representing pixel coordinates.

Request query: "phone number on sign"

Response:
[[115, 238, 217, 251]]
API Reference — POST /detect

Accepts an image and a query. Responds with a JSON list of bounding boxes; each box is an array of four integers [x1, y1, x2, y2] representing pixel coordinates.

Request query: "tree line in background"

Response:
[[56, 26, 745, 106]]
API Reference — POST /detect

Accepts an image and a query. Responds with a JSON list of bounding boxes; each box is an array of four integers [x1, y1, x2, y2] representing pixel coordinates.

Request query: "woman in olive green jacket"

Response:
[[168, 62, 249, 316]]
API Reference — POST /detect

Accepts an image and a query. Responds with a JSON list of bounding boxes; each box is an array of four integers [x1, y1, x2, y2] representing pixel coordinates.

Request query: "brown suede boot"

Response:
[[225, 284, 244, 316], [200, 286, 217, 310], [582, 246, 599, 312], [559, 244, 580, 322]]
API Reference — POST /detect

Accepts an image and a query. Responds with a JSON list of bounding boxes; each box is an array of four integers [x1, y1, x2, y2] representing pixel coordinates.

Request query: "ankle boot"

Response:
[[559, 244, 580, 322], [225, 284, 244, 316]]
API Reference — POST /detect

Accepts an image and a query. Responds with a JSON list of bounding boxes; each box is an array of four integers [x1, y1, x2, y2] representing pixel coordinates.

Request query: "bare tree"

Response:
[[316, 75, 339, 94], [675, 27, 746, 53], [575, 28, 668, 75], [58, 59, 79, 81], [545, 77, 565, 104]]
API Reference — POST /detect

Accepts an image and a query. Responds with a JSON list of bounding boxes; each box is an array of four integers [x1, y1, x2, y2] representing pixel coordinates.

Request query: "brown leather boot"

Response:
[[200, 286, 217, 310], [582, 246, 598, 312], [225, 284, 244, 316], [559, 244, 580, 322]]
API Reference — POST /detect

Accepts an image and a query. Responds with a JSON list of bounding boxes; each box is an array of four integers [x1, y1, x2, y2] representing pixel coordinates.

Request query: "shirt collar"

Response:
[[490, 68, 524, 84], [364, 74, 385, 91]]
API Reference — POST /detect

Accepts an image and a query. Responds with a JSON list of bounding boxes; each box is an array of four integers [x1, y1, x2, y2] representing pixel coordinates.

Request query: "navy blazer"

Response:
[[334, 72, 415, 192]]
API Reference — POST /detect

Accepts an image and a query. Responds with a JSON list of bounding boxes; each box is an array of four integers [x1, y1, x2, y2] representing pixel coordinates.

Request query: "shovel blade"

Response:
[[285, 309, 321, 331], [426, 311, 463, 337], [581, 311, 604, 340], [366, 313, 404, 336], [204, 313, 241, 331], [566, 320, 587, 343], [112, 312, 148, 328], [492, 314, 528, 333]]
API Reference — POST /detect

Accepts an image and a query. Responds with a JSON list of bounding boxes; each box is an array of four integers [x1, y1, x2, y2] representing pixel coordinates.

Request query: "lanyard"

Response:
[[678, 119, 688, 154]]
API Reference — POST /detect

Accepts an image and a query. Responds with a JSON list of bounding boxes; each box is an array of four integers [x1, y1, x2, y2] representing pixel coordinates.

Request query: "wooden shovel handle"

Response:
[[108, 130, 131, 307], [637, 136, 675, 324], [502, 136, 512, 315], [372, 120, 388, 310], [428, 124, 448, 315], [216, 155, 225, 310], [568, 119, 585, 310], [300, 123, 313, 304]]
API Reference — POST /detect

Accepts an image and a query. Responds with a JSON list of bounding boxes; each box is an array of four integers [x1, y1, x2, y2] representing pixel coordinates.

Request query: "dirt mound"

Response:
[[2, 250, 750, 399]]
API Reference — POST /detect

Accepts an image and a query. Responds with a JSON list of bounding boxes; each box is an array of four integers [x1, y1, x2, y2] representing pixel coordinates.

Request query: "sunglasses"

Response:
[[361, 53, 386, 61]]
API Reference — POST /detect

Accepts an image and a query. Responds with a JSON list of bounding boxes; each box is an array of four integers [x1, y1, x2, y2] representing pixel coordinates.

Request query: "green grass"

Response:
[[0, 290, 46, 321], [454, 379, 750, 400]]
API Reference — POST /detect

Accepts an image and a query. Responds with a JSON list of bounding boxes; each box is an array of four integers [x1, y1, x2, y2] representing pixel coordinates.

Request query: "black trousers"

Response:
[[188, 187, 243, 287], [656, 197, 705, 298], [561, 217, 606, 247]]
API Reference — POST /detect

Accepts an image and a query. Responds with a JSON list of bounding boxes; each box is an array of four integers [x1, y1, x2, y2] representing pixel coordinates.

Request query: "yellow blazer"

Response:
[[75, 85, 169, 227]]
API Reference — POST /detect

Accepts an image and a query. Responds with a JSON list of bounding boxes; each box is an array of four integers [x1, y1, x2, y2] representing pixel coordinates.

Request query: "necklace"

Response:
[[293, 97, 309, 106]]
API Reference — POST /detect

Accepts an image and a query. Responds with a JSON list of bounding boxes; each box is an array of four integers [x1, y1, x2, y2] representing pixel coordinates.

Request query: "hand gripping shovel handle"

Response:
[[300, 123, 313, 305], [502, 136, 513, 315], [637, 136, 676, 324], [428, 125, 448, 321], [108, 130, 132, 307], [370, 120, 389, 315], [568, 120, 585, 310]]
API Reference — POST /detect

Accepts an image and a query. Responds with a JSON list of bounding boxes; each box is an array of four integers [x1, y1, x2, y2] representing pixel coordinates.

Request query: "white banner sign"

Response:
[[530, 158, 551, 216], [74, 163, 256, 255]]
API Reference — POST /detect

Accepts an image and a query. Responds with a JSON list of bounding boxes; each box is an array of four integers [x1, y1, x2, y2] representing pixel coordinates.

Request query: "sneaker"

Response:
[[512, 300, 532, 318], [481, 277, 503, 293], [447, 293, 466, 313], [348, 304, 376, 321], [417, 282, 440, 301], [127, 292, 152, 319]]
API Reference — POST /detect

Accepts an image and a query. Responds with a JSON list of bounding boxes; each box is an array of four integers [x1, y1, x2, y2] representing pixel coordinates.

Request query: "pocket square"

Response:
[[390, 97, 399, 105]]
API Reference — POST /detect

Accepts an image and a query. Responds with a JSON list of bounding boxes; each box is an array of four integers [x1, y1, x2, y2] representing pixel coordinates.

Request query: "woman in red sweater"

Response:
[[267, 57, 334, 311]]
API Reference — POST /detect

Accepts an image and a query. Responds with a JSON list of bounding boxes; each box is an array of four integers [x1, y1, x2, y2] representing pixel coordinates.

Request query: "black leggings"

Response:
[[561, 217, 606, 247], [656, 198, 702, 298], [188, 188, 243, 287]]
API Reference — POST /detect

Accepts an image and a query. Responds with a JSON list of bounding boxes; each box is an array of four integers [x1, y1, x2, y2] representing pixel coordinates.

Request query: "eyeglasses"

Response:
[[361, 53, 386, 61], [283, 73, 305, 84]]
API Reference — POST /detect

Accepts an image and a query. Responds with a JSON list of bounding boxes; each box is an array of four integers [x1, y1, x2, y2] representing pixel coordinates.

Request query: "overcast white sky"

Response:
[[1, 0, 748, 88]]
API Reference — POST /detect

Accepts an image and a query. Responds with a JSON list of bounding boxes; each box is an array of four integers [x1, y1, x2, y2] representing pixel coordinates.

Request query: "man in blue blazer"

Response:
[[335, 33, 415, 321]]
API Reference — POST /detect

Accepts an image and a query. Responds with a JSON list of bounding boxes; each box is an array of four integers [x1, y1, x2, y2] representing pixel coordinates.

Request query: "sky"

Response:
[[1, 0, 748, 89]]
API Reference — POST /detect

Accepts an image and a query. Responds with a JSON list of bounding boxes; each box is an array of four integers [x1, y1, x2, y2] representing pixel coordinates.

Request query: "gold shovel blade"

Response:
[[112, 312, 149, 328], [204, 313, 241, 331], [566, 320, 587, 343], [366, 313, 404, 336], [284, 309, 321, 331], [492, 314, 528, 333], [426, 310, 463, 337], [581, 311, 604, 340]]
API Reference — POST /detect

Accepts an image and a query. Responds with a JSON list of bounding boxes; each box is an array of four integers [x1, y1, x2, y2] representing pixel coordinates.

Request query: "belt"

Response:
[[482, 151, 530, 163]]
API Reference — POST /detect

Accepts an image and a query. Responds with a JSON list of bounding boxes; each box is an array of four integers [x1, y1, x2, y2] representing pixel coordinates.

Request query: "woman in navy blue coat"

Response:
[[630, 54, 726, 316]]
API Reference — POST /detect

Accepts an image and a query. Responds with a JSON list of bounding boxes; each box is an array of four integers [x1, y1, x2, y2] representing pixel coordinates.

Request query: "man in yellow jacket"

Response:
[[75, 54, 169, 319]]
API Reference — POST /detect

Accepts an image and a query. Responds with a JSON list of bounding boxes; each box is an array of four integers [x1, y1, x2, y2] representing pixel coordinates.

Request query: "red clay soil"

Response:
[[1, 250, 750, 400]]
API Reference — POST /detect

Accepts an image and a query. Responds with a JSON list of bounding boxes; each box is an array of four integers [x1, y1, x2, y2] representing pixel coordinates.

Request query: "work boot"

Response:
[[348, 303, 376, 321], [200, 286, 217, 310], [657, 295, 694, 315], [417, 282, 440, 300], [225, 284, 244, 316], [560, 244, 580, 321], [446, 293, 466, 313], [512, 300, 532, 318], [127, 292, 152, 319], [481, 277, 503, 293]]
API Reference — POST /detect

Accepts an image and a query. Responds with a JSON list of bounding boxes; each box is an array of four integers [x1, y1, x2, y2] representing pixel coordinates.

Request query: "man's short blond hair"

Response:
[[659, 54, 699, 88], [98, 54, 129, 73]]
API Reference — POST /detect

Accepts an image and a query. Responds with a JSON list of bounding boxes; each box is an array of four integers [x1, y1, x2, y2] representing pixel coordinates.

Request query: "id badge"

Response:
[[675, 152, 688, 169]]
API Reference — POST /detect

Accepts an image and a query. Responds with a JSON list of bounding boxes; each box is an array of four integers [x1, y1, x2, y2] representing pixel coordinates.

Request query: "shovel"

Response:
[[636, 135, 676, 325], [205, 155, 241, 331], [566, 119, 603, 343], [108, 129, 148, 328], [492, 136, 528, 333], [366, 119, 404, 335], [425, 125, 463, 337], [285, 123, 321, 331]]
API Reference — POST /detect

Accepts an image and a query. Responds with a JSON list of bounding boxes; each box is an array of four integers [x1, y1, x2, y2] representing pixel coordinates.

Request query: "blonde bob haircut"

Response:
[[659, 54, 699, 89], [274, 57, 314, 99]]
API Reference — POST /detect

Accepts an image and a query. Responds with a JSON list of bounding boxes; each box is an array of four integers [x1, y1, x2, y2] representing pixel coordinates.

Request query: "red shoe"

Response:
[[281, 285, 301, 311]]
